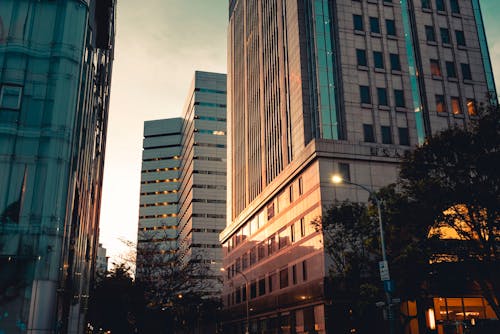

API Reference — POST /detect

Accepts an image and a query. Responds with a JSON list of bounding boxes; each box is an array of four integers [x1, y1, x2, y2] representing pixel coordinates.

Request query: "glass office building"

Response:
[[0, 0, 115, 333]]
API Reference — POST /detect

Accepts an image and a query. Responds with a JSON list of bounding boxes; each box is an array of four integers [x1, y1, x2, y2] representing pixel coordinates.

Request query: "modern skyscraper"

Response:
[[137, 71, 227, 295], [0, 1, 115, 333], [221, 0, 496, 333]]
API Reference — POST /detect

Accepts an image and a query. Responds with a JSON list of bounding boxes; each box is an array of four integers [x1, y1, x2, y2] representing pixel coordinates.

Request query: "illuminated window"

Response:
[[451, 97, 461, 114], [436, 95, 446, 113], [467, 99, 477, 116]]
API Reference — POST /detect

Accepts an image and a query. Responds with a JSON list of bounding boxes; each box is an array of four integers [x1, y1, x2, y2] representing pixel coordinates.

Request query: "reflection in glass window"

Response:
[[386, 19, 396, 36], [370, 17, 380, 34], [425, 26, 436, 42], [353, 14, 364, 31], [467, 99, 477, 116], [0, 85, 23, 110], [356, 49, 367, 66], [360, 86, 371, 104], [430, 59, 442, 76], [373, 51, 384, 69]]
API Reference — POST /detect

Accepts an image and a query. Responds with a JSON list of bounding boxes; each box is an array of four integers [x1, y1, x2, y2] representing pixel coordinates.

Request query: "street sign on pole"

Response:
[[379, 260, 390, 281]]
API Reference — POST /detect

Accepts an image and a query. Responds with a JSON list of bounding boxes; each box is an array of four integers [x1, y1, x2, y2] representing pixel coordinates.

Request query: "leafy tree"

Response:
[[87, 263, 143, 334], [399, 104, 500, 318]]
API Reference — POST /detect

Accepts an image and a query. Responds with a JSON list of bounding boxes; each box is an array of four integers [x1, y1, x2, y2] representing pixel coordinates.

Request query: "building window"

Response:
[[398, 127, 410, 146], [381, 126, 393, 144], [360, 86, 371, 104], [436, 94, 446, 113], [302, 260, 308, 281], [267, 202, 275, 220], [289, 185, 294, 203], [425, 25, 436, 42], [440, 28, 451, 44], [258, 278, 266, 296], [394, 89, 405, 108], [461, 63, 472, 80], [422, 0, 431, 9], [298, 177, 303, 195], [250, 247, 257, 265], [300, 217, 306, 237], [370, 17, 380, 34], [363, 124, 375, 143], [0, 85, 23, 110], [450, 0, 460, 13], [436, 0, 445, 11], [290, 224, 295, 243], [268, 273, 276, 292], [258, 242, 265, 260], [446, 61, 456, 78], [373, 51, 384, 69], [356, 49, 367, 66], [467, 99, 477, 116], [292, 265, 297, 285], [338, 163, 351, 182], [280, 267, 289, 289], [250, 281, 257, 299], [353, 14, 364, 31], [455, 30, 466, 46], [267, 235, 275, 255], [386, 19, 396, 36], [430, 59, 442, 76], [377, 87, 388, 106], [242, 254, 248, 270], [451, 97, 461, 114], [390, 53, 401, 71]]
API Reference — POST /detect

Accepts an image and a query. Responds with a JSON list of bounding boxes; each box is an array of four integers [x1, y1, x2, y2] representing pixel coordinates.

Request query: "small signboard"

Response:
[[379, 260, 390, 281]]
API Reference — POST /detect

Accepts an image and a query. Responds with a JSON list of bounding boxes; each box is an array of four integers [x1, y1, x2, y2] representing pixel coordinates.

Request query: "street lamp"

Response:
[[221, 268, 250, 334], [331, 175, 395, 334]]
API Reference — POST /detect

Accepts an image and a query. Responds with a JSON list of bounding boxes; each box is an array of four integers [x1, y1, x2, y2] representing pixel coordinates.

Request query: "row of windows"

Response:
[[192, 228, 223, 234], [194, 87, 227, 95], [227, 218, 308, 277], [359, 85, 406, 108], [140, 189, 178, 196], [194, 129, 226, 135], [141, 201, 178, 207], [226, 260, 308, 306], [139, 225, 177, 231], [137, 237, 176, 243], [435, 95, 477, 115], [422, 0, 460, 14], [356, 49, 401, 72], [194, 101, 226, 108], [191, 198, 227, 204], [194, 115, 227, 122], [193, 156, 225, 162], [193, 142, 226, 148], [430, 59, 472, 81], [363, 124, 410, 146], [139, 213, 177, 219], [141, 178, 179, 184], [143, 155, 181, 162], [425, 26, 466, 47], [353, 14, 397, 37], [192, 213, 226, 219], [193, 170, 227, 176], [141, 167, 179, 173], [227, 176, 304, 253], [192, 184, 227, 190], [189, 243, 222, 249]]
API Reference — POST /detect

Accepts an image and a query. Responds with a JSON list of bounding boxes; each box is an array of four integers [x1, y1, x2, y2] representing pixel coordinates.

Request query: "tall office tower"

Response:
[[221, 0, 496, 333], [0, 1, 115, 333], [136, 118, 183, 280], [136, 71, 227, 295]]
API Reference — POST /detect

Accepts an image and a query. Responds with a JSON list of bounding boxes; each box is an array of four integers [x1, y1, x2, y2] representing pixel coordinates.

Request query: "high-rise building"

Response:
[[0, 1, 115, 333], [221, 0, 496, 333], [96, 243, 108, 277], [136, 71, 227, 295]]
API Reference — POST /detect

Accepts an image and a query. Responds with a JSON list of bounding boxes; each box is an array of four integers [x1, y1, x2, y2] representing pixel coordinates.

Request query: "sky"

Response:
[[99, 0, 500, 265]]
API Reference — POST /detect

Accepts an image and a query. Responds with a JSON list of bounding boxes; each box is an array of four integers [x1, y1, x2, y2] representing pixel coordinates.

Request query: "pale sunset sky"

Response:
[[99, 0, 500, 265]]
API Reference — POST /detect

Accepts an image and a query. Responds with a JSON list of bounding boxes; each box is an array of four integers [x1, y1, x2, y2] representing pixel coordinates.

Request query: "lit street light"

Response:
[[331, 175, 395, 334], [221, 267, 250, 334]]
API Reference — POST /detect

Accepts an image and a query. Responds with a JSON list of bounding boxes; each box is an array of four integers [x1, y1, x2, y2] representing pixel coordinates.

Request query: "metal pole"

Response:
[[340, 180, 394, 334], [236, 270, 250, 334]]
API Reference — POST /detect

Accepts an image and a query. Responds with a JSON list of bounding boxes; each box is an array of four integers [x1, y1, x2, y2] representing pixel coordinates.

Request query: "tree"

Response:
[[87, 263, 143, 334], [399, 104, 500, 318]]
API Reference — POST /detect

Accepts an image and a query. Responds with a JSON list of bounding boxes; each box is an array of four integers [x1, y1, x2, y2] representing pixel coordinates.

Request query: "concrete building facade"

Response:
[[0, 1, 115, 333], [221, 0, 496, 333], [136, 71, 227, 294]]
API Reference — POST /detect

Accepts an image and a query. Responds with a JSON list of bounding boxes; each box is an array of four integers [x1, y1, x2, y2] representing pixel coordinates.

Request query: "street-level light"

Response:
[[331, 174, 395, 334], [221, 267, 250, 334]]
